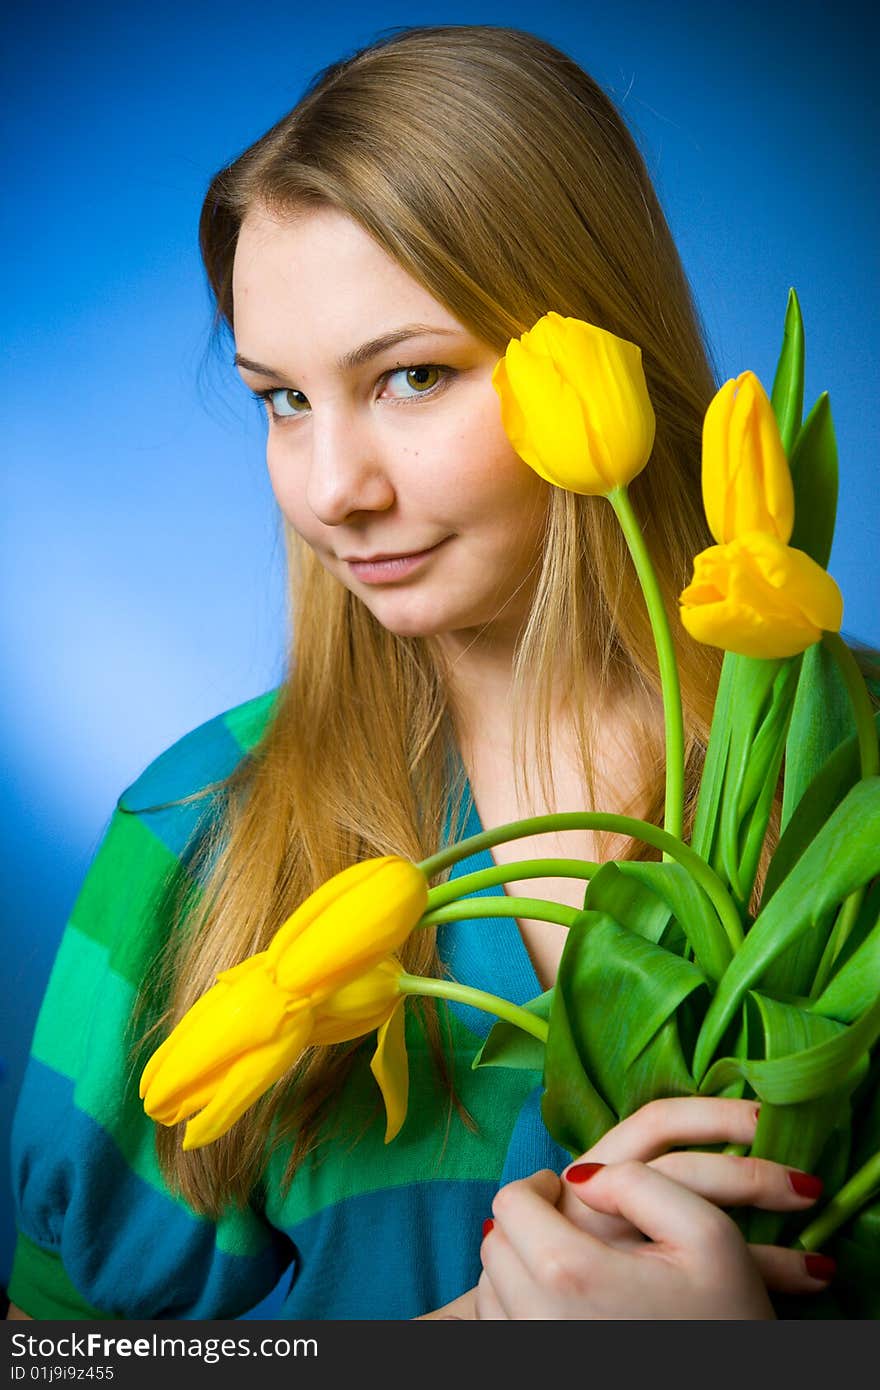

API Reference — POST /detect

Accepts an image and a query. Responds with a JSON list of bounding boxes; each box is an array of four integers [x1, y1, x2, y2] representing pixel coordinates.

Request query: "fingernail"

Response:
[[804, 1253, 836, 1283], [482, 1218, 494, 1237], [565, 1162, 605, 1183], [788, 1170, 823, 1199], [753, 1104, 761, 1124]]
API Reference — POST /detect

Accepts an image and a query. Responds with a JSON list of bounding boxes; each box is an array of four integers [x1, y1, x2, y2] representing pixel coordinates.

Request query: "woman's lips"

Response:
[[346, 538, 450, 583]]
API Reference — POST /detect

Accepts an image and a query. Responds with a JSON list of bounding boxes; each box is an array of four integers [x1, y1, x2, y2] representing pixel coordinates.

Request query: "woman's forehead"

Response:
[[232, 207, 471, 372]]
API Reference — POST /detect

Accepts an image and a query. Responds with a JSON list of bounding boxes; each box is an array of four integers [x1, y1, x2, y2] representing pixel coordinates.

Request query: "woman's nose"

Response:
[[305, 410, 395, 525]]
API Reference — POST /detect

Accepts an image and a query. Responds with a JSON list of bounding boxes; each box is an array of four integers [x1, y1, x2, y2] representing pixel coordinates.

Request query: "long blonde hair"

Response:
[[136, 24, 729, 1214]]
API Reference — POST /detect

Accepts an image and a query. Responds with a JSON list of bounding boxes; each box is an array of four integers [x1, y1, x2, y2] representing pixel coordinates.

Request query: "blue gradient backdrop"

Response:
[[3, 0, 878, 1313]]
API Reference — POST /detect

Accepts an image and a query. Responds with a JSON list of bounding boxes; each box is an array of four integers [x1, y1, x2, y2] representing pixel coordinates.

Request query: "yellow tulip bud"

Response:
[[492, 311, 656, 494], [702, 371, 794, 545], [266, 855, 427, 998], [679, 532, 843, 659], [140, 857, 427, 1149]]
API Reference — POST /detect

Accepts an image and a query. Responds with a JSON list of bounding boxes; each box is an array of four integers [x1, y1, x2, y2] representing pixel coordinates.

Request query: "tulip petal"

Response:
[[680, 533, 843, 659], [703, 378, 737, 544], [270, 856, 427, 997], [370, 1000, 409, 1143], [180, 1011, 314, 1150], [551, 318, 655, 484], [494, 312, 655, 495], [702, 372, 794, 545], [137, 956, 270, 1100], [492, 357, 535, 467], [140, 969, 310, 1122], [501, 337, 591, 487], [309, 959, 403, 1045]]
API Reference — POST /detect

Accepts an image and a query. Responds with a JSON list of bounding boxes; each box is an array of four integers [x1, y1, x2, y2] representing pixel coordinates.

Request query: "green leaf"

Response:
[[542, 965, 615, 1157], [542, 911, 706, 1153], [700, 993, 880, 1104], [764, 712, 880, 904], [731, 659, 800, 909], [770, 287, 805, 458], [720, 658, 793, 904], [810, 893, 880, 1023], [613, 860, 733, 982], [736, 992, 863, 1245], [746, 1100, 856, 1246], [736, 659, 800, 817], [583, 862, 671, 945], [751, 990, 845, 1055], [693, 777, 880, 1077], [691, 651, 737, 865], [781, 641, 859, 831], [788, 393, 838, 569], [472, 990, 552, 1072]]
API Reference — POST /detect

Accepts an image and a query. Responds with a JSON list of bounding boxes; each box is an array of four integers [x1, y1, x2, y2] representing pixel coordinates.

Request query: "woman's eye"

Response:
[[384, 365, 444, 399], [264, 388, 310, 418], [252, 365, 447, 424]]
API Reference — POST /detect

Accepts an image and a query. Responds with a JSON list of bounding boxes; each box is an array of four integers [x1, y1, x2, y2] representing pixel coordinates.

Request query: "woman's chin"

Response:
[[354, 589, 463, 639]]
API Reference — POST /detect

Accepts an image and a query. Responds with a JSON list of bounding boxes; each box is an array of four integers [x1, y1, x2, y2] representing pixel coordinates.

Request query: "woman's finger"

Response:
[[572, 1096, 760, 1166], [749, 1244, 837, 1294], [479, 1173, 566, 1318], [489, 1170, 624, 1294], [558, 1158, 745, 1255], [474, 1267, 509, 1321], [560, 1159, 834, 1297], [588, 1150, 825, 1214], [481, 1193, 629, 1319]]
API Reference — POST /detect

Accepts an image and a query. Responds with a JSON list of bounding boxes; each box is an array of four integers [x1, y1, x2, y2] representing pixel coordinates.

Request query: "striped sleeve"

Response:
[[9, 691, 293, 1320]]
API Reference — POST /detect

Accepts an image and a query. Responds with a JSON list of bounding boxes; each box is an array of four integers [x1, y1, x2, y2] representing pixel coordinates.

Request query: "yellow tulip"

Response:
[[139, 857, 427, 1149], [679, 532, 843, 659], [702, 371, 795, 545], [265, 856, 427, 996], [140, 954, 315, 1149], [492, 311, 656, 494]]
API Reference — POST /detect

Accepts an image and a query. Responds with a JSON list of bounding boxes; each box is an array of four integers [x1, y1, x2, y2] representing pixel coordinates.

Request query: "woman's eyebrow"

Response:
[[234, 323, 459, 379]]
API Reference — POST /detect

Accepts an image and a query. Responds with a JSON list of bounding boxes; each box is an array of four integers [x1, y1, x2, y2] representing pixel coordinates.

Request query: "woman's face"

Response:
[[232, 205, 548, 649]]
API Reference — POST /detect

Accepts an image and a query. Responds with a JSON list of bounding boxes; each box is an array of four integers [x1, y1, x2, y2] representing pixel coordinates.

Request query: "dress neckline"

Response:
[[437, 775, 543, 1039]]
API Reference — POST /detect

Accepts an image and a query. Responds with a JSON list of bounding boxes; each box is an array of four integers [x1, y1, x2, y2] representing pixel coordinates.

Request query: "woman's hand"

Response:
[[476, 1097, 836, 1319], [477, 1161, 778, 1319], [555, 1097, 829, 1275]]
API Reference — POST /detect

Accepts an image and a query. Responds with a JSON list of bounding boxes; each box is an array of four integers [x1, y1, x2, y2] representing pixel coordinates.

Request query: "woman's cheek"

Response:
[[265, 447, 300, 523]]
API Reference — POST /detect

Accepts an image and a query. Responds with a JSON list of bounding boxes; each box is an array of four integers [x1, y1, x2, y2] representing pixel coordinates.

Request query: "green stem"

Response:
[[397, 971, 549, 1043], [425, 858, 596, 908], [420, 896, 581, 928], [418, 810, 743, 952], [606, 485, 685, 850], [794, 1149, 880, 1253], [810, 634, 880, 994]]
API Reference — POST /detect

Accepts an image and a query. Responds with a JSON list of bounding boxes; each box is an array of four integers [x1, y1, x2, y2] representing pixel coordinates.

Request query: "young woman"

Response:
[[8, 25, 853, 1321]]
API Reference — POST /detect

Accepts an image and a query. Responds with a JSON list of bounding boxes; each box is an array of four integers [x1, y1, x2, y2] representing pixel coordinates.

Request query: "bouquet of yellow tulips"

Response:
[[141, 292, 879, 1318]]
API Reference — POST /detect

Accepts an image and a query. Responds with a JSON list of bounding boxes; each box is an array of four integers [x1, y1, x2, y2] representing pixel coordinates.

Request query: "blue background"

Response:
[[2, 0, 878, 1312]]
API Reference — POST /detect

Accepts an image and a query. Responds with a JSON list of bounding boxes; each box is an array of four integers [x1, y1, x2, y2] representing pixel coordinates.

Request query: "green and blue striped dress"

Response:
[[9, 690, 568, 1319]]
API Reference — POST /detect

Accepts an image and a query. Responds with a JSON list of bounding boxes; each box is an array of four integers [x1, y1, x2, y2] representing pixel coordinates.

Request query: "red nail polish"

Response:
[[788, 1170, 823, 1199], [753, 1104, 761, 1124], [482, 1218, 494, 1237], [565, 1162, 605, 1183], [804, 1253, 836, 1282]]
